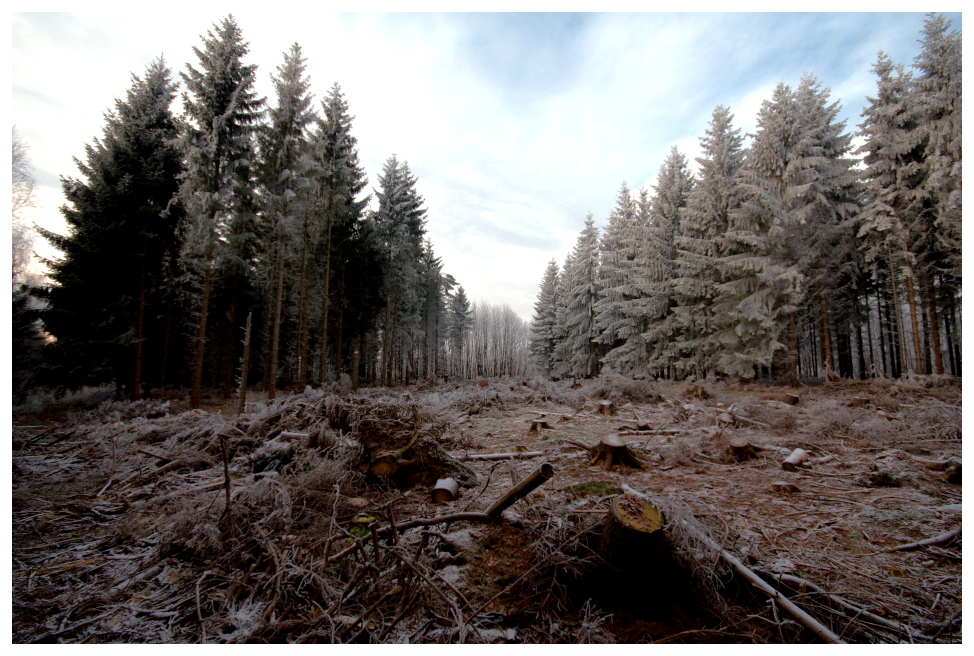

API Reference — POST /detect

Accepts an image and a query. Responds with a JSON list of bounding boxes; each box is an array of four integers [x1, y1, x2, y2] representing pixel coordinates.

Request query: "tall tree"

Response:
[[39, 58, 183, 396], [178, 15, 263, 407], [309, 82, 369, 384], [258, 43, 315, 399], [12, 127, 36, 285], [670, 105, 745, 377], [529, 259, 560, 377], [559, 215, 601, 379]]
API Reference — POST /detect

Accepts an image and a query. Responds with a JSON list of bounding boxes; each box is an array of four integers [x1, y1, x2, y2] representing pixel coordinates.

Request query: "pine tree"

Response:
[[670, 105, 745, 377], [372, 156, 427, 385], [309, 82, 370, 384], [558, 215, 601, 378], [529, 259, 560, 376], [593, 182, 641, 373], [447, 285, 473, 377], [39, 58, 183, 396], [178, 15, 263, 407], [258, 43, 314, 399], [640, 147, 694, 375]]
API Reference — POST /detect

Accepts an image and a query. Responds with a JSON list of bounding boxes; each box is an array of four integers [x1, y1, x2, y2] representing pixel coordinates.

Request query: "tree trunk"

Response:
[[887, 243, 907, 377], [819, 285, 833, 378], [318, 199, 334, 387], [296, 234, 311, 388], [905, 271, 923, 375], [788, 310, 800, 386], [334, 265, 345, 381], [190, 257, 213, 409], [222, 275, 239, 399], [132, 265, 146, 401], [924, 273, 945, 375], [237, 312, 252, 415], [268, 236, 286, 400]]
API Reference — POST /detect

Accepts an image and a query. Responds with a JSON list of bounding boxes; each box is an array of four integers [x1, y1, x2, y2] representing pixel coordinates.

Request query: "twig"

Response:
[[220, 435, 234, 540]]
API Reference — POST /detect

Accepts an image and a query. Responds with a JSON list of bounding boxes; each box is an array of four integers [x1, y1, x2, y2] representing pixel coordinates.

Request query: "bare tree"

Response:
[[12, 126, 36, 284]]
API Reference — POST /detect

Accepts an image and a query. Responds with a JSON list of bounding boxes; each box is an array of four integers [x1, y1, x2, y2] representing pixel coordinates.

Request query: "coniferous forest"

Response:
[[530, 14, 961, 385], [10, 13, 962, 645], [13, 16, 530, 405]]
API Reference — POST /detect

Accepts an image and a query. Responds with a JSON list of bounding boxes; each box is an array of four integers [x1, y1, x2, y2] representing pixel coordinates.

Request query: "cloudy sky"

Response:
[[11, 6, 962, 321]]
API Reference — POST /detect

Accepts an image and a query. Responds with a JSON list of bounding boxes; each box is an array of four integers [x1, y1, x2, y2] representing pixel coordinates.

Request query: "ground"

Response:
[[11, 374, 962, 643]]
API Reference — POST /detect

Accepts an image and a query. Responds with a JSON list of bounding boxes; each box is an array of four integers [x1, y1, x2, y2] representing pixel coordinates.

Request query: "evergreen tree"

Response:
[[372, 156, 427, 385], [670, 105, 745, 376], [640, 147, 694, 375], [177, 15, 263, 407], [39, 58, 183, 396], [593, 182, 641, 373], [310, 82, 370, 384], [257, 43, 315, 398], [529, 259, 560, 376], [447, 285, 472, 376], [559, 215, 601, 378]]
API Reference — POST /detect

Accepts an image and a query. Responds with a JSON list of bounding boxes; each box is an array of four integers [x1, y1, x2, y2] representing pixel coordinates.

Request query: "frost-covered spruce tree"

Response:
[[372, 156, 427, 385], [310, 82, 370, 384], [714, 83, 803, 379], [670, 105, 745, 377], [857, 53, 928, 378], [257, 43, 315, 398], [178, 15, 263, 407], [786, 73, 862, 379], [640, 147, 694, 376], [529, 258, 560, 376], [40, 59, 183, 396], [912, 13, 961, 374], [446, 285, 472, 376], [559, 215, 601, 378], [549, 251, 575, 380], [593, 182, 642, 374]]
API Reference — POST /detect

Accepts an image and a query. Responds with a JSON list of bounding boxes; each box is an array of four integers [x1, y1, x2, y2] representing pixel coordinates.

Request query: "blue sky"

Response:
[[10, 7, 963, 320]]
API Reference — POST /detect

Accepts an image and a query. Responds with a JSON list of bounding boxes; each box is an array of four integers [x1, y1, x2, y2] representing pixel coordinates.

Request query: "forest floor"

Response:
[[11, 374, 962, 643]]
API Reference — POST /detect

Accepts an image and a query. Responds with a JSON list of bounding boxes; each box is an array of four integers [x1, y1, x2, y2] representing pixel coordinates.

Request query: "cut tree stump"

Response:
[[526, 419, 553, 436], [596, 400, 617, 416], [685, 383, 710, 399], [598, 493, 666, 579], [369, 437, 479, 489], [727, 438, 756, 461], [572, 436, 648, 472]]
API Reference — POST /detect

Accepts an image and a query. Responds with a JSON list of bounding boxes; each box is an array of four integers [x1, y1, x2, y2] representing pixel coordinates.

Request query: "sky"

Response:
[[9, 5, 963, 322]]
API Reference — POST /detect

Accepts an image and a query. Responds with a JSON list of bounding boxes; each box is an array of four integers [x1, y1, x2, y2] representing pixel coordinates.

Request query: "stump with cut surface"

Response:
[[727, 438, 756, 461], [369, 436, 479, 489], [574, 436, 648, 472], [598, 493, 666, 576]]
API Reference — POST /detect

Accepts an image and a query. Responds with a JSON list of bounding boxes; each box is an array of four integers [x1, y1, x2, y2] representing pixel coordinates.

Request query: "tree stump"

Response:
[[598, 493, 666, 576], [575, 436, 648, 472], [369, 437, 479, 489], [782, 448, 810, 471], [526, 419, 553, 436], [596, 400, 617, 416], [685, 383, 709, 399], [727, 438, 756, 461]]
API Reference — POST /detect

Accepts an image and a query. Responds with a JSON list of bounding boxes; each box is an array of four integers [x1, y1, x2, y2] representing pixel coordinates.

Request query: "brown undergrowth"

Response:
[[11, 375, 961, 643]]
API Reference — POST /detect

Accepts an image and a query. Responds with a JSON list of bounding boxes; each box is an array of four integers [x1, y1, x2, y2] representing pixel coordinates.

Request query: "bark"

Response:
[[267, 236, 286, 400], [887, 242, 907, 377], [923, 273, 945, 375], [334, 266, 345, 381], [236, 312, 252, 415], [190, 258, 213, 409], [905, 271, 923, 375], [132, 265, 146, 401], [295, 235, 311, 388], [818, 287, 833, 378], [788, 310, 800, 386], [485, 463, 555, 518], [318, 197, 334, 387], [222, 275, 240, 398]]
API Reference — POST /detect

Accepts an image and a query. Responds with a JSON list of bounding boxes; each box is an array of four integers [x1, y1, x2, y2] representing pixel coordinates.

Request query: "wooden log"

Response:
[[450, 451, 544, 461], [431, 478, 459, 503], [883, 526, 961, 552], [727, 438, 756, 462], [782, 448, 810, 471], [279, 431, 310, 441], [485, 463, 555, 519]]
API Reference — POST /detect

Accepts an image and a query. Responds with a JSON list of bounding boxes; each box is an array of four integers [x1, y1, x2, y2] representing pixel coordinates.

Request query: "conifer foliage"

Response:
[[529, 14, 961, 382]]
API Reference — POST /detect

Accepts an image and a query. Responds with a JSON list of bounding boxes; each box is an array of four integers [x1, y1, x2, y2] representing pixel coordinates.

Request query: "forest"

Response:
[[529, 15, 960, 386], [11, 13, 961, 646]]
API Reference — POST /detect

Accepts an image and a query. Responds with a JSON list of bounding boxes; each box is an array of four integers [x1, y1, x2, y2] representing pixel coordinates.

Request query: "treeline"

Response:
[[17, 16, 527, 404], [530, 15, 961, 383]]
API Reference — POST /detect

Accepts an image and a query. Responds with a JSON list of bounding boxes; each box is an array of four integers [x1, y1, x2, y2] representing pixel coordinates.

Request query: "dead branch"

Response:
[[485, 463, 555, 518], [883, 526, 961, 553], [450, 451, 544, 461]]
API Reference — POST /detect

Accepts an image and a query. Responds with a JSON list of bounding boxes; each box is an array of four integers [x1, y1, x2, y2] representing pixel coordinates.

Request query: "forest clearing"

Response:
[[11, 374, 961, 644]]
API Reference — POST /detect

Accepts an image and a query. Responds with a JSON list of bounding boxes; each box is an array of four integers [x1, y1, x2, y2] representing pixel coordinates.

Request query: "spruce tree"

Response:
[[529, 259, 560, 376], [558, 216, 601, 378], [178, 15, 263, 407], [258, 43, 314, 398], [39, 58, 183, 396], [670, 105, 745, 377]]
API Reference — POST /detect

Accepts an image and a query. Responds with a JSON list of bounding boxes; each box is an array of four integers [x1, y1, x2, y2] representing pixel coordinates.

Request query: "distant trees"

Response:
[[32, 15, 477, 401], [530, 13, 961, 382]]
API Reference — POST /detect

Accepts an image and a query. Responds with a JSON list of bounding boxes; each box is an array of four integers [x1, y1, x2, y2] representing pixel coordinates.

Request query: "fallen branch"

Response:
[[450, 451, 544, 461], [883, 526, 961, 553]]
